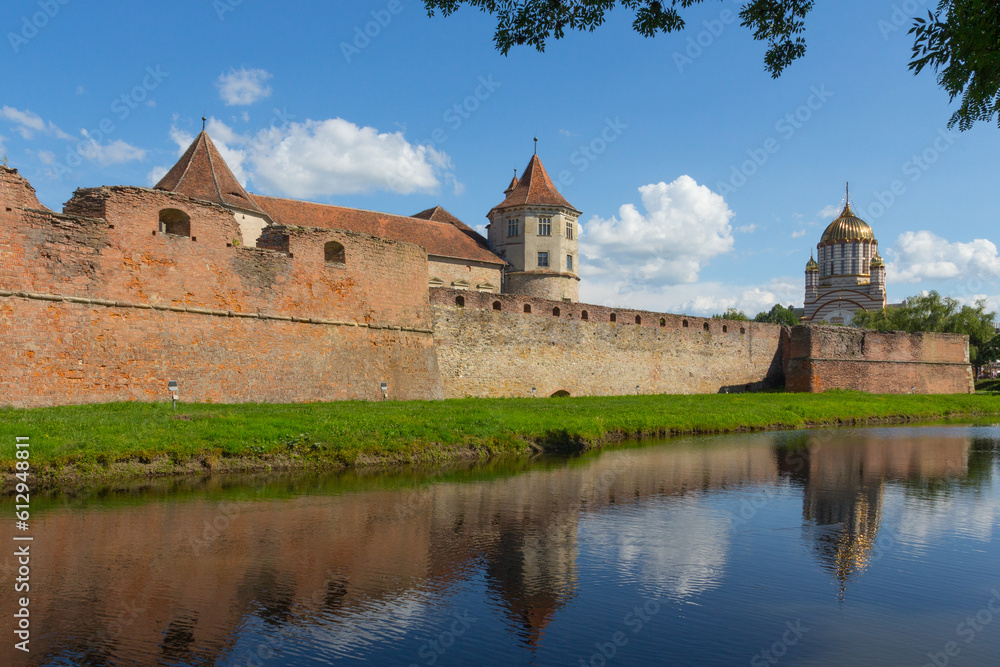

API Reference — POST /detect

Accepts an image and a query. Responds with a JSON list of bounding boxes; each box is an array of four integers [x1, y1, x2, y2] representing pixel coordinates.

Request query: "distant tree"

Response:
[[713, 307, 750, 321], [753, 304, 800, 326], [853, 291, 1000, 376], [423, 0, 1000, 130]]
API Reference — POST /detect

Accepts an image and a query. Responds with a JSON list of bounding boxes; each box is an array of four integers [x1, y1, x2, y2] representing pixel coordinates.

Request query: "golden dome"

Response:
[[806, 256, 819, 272], [819, 202, 875, 246]]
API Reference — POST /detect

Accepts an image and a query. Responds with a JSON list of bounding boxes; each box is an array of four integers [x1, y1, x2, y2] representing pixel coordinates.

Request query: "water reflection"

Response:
[[1, 426, 997, 665]]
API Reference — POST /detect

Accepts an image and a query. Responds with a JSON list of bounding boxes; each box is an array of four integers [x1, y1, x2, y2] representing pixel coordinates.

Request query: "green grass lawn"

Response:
[[2, 392, 999, 482]]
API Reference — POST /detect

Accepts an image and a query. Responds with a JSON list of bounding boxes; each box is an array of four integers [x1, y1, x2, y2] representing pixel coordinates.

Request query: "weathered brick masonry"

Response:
[[785, 325, 974, 394], [0, 167, 442, 407], [430, 288, 788, 397], [0, 165, 975, 407]]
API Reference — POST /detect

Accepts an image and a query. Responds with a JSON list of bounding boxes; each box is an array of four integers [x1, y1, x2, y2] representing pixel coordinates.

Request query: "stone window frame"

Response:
[[538, 217, 552, 236], [537, 251, 549, 268], [566, 254, 573, 271], [566, 221, 574, 240], [507, 218, 520, 237]]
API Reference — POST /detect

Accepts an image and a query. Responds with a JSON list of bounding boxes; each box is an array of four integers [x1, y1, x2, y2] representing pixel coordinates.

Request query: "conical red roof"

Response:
[[494, 155, 577, 211], [504, 174, 519, 195], [154, 132, 265, 215]]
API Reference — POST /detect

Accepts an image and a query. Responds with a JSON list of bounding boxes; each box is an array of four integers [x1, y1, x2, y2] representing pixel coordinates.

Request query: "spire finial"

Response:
[[534, 137, 538, 155], [202, 116, 207, 131]]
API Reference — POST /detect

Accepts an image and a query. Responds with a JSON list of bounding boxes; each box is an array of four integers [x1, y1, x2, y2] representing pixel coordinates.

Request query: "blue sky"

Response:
[[2, 0, 999, 316]]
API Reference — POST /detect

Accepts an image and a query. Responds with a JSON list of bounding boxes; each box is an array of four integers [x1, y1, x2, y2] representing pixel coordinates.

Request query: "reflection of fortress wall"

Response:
[[786, 325, 974, 394], [0, 441, 781, 664]]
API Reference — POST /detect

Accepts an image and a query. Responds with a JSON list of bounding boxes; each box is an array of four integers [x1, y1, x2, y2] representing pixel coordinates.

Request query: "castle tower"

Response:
[[805, 254, 819, 303], [154, 131, 272, 246], [802, 188, 888, 324], [487, 152, 581, 302]]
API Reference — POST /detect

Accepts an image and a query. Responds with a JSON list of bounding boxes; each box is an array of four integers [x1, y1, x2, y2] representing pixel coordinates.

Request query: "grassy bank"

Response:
[[2, 392, 999, 488]]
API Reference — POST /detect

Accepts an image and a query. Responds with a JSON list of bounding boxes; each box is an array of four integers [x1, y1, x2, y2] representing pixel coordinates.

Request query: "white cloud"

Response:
[[36, 150, 56, 165], [818, 204, 841, 220], [249, 118, 451, 197], [737, 224, 757, 234], [217, 68, 273, 106], [580, 176, 734, 289], [76, 136, 146, 166], [147, 165, 169, 186], [0, 106, 72, 140], [75, 86, 86, 95], [887, 231, 1000, 284], [791, 229, 807, 238]]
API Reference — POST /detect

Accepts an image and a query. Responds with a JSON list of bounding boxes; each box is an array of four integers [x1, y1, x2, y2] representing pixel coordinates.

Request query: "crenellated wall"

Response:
[[0, 167, 975, 407], [429, 288, 788, 397]]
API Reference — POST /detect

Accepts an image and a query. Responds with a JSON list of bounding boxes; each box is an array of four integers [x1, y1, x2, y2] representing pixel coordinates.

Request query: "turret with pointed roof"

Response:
[[486, 149, 581, 302], [155, 131, 272, 245]]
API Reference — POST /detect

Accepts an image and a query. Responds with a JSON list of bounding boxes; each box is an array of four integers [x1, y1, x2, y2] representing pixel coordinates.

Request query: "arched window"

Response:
[[553, 307, 561, 317], [159, 209, 190, 237], [660, 318, 666, 327], [551, 390, 571, 397], [682, 319, 689, 328], [723, 325, 729, 333], [635, 315, 641, 325], [581, 310, 589, 321], [703, 322, 710, 331], [524, 304, 532, 314], [493, 301, 502, 311], [324, 241, 346, 265], [610, 313, 617, 323], [455, 295, 465, 307], [740, 327, 746, 335]]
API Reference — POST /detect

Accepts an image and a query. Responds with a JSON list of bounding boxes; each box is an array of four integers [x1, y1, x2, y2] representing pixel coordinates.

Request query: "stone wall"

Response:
[[430, 288, 787, 398], [785, 325, 974, 394], [0, 168, 442, 407]]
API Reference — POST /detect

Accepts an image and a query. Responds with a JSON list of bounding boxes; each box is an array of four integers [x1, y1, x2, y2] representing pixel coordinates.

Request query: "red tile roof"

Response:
[[255, 196, 505, 266], [411, 205, 492, 250], [504, 174, 519, 195], [154, 132, 266, 215], [494, 155, 577, 212]]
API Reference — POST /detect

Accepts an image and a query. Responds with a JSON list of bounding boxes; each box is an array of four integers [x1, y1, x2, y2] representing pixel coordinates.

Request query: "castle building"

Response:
[[802, 194, 886, 324], [486, 154, 581, 302], [154, 131, 507, 293]]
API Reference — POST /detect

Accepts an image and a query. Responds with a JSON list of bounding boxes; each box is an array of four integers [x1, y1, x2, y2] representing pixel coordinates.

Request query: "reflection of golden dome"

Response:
[[819, 203, 875, 246], [806, 256, 819, 272], [870, 253, 884, 268]]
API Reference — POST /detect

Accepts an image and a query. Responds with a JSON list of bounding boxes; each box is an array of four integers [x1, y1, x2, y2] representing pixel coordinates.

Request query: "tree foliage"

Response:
[[853, 291, 1000, 375], [909, 1, 1000, 130], [423, 0, 1000, 130], [713, 307, 750, 320], [753, 303, 800, 326]]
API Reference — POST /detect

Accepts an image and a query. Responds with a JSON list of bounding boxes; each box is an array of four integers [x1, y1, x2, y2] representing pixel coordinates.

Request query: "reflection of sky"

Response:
[[886, 485, 998, 546], [577, 496, 730, 600]]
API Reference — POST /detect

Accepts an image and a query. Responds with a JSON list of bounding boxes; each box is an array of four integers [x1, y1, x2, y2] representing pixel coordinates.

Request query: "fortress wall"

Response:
[[0, 169, 443, 406], [0, 297, 442, 407], [430, 288, 787, 398], [785, 325, 973, 394]]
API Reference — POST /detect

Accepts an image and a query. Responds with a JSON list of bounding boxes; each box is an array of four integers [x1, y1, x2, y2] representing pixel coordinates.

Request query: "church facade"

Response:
[[802, 197, 887, 324]]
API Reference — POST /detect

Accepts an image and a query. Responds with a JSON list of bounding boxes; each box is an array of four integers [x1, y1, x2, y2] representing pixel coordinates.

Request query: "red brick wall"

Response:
[[0, 171, 442, 406], [785, 325, 973, 394]]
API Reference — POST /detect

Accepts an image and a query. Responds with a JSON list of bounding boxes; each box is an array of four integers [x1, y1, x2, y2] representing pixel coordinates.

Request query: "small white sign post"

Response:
[[168, 380, 178, 409], [380, 382, 388, 402]]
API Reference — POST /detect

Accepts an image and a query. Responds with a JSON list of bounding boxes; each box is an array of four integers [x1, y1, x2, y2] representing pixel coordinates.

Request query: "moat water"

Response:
[[4, 424, 1000, 666]]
